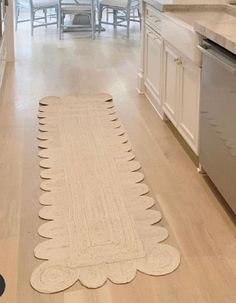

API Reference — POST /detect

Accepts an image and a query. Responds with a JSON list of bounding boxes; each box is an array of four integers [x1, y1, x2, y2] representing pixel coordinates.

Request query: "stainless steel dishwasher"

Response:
[[199, 40, 236, 214]]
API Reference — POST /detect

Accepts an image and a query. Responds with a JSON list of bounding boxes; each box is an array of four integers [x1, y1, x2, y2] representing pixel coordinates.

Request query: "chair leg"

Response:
[[98, 5, 102, 33], [30, 10, 34, 36], [106, 8, 109, 22], [44, 9, 47, 28], [15, 5, 19, 31], [138, 9, 141, 30], [113, 10, 117, 29], [58, 12, 62, 39], [126, 10, 130, 39], [56, 7, 59, 28], [91, 10, 95, 40]]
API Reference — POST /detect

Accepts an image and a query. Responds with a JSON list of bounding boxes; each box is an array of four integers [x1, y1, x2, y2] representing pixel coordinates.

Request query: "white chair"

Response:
[[98, 0, 140, 38], [14, 0, 31, 31], [58, 0, 96, 40], [29, 0, 59, 36]]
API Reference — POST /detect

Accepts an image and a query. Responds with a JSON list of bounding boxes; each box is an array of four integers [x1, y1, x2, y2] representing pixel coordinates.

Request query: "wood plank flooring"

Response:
[[0, 23, 235, 303]]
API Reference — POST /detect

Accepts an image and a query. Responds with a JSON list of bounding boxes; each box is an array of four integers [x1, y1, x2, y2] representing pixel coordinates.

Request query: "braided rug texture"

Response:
[[31, 94, 180, 293]]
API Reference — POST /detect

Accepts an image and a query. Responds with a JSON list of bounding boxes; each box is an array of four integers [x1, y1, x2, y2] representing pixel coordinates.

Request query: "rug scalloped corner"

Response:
[[31, 94, 180, 293]]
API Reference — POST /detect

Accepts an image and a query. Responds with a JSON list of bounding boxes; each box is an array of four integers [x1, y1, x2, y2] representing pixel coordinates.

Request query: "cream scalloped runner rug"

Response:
[[31, 93, 180, 294]]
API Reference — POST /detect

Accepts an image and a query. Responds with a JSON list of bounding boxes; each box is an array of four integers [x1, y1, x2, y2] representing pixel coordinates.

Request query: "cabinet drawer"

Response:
[[145, 4, 162, 34]]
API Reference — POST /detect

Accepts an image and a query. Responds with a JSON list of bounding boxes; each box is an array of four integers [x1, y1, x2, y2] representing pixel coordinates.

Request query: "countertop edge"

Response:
[[194, 22, 236, 55], [143, 0, 228, 12]]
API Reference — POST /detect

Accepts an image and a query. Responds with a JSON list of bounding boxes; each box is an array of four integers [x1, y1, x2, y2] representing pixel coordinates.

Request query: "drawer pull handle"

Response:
[[174, 58, 182, 64]]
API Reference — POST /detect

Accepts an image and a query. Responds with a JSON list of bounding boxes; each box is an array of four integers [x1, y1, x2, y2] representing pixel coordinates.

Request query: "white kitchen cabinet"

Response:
[[139, 3, 201, 155], [144, 25, 163, 117], [178, 59, 200, 154], [163, 43, 200, 154], [162, 44, 180, 126]]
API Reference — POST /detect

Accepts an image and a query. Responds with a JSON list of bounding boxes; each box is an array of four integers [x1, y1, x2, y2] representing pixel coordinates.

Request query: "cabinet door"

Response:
[[144, 26, 163, 109], [178, 61, 200, 154], [163, 44, 180, 126]]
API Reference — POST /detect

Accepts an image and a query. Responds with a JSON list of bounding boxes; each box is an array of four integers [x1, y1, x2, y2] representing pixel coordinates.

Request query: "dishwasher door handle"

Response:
[[198, 44, 236, 75]]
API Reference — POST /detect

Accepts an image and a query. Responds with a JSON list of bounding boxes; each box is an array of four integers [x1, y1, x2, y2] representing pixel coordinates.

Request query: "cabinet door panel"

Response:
[[163, 45, 179, 126], [178, 62, 200, 154], [144, 27, 163, 108]]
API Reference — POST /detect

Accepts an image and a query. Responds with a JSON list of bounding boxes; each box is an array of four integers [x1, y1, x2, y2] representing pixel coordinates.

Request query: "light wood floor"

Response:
[[0, 23, 235, 303]]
